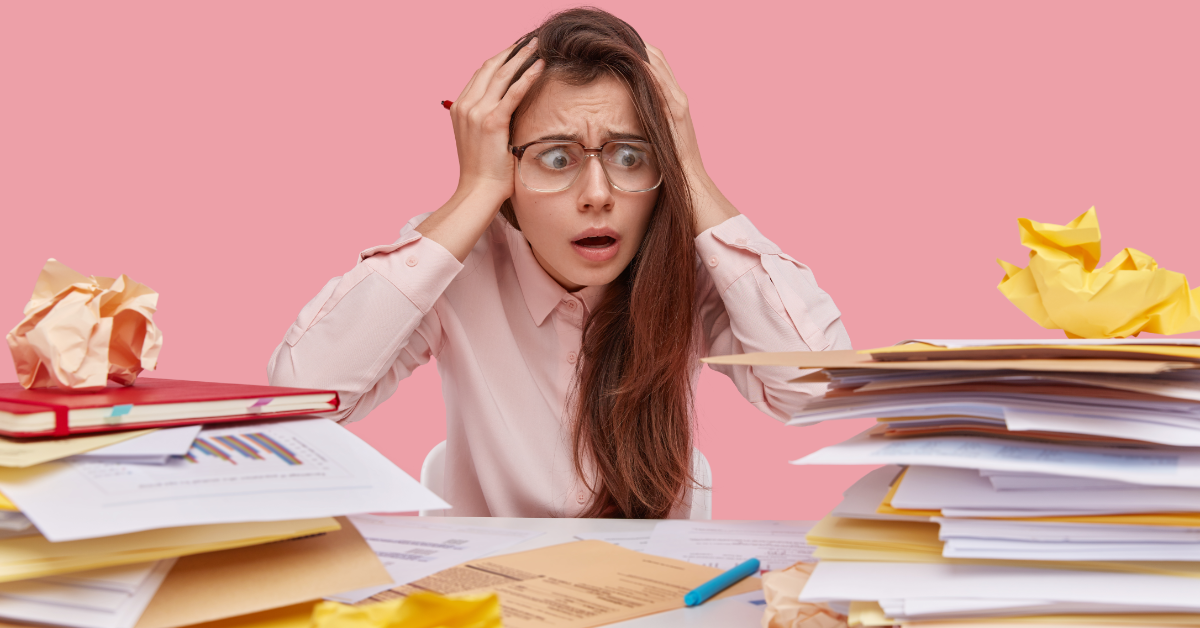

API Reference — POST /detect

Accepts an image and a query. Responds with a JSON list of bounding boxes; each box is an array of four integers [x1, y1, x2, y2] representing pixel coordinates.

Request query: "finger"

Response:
[[459, 43, 520, 109], [645, 45, 680, 88], [456, 65, 484, 104], [644, 46, 687, 106], [481, 38, 539, 105], [496, 58, 545, 118]]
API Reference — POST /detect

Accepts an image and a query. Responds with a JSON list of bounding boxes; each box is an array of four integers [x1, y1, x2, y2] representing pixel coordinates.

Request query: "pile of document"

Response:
[[711, 339, 1200, 625], [0, 415, 448, 628]]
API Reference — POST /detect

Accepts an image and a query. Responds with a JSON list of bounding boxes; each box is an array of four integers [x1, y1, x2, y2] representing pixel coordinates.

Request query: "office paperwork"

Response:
[[795, 429, 1200, 488], [134, 517, 390, 628], [366, 540, 761, 628], [328, 515, 542, 604], [644, 520, 815, 571], [70, 425, 201, 464], [0, 518, 338, 583], [0, 430, 156, 468], [0, 560, 173, 628], [0, 418, 447, 541], [719, 338, 1200, 624], [574, 530, 651, 550]]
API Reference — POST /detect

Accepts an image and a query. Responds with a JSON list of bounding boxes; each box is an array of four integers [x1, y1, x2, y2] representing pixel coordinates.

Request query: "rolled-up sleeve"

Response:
[[696, 215, 851, 422], [268, 215, 463, 423]]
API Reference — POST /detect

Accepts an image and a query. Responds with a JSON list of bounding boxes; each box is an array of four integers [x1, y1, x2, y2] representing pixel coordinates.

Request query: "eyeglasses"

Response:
[[509, 140, 663, 193]]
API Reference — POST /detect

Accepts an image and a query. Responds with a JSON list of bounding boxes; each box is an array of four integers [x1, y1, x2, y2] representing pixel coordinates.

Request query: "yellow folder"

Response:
[[0, 517, 338, 583]]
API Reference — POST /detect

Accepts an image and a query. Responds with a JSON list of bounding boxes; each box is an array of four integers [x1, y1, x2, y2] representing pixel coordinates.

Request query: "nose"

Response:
[[575, 155, 614, 213]]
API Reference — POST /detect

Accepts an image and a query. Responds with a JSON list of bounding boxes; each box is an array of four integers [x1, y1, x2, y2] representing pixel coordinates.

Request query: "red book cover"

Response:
[[0, 379, 340, 438]]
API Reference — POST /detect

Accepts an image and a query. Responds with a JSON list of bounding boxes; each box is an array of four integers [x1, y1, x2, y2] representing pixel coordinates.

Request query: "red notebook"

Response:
[[0, 379, 340, 438]]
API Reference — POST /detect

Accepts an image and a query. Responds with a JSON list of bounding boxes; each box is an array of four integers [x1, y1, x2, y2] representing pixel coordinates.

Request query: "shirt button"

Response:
[[707, 256, 719, 268], [576, 491, 586, 504], [405, 256, 418, 267], [566, 300, 577, 310], [735, 237, 748, 246], [567, 352, 578, 364]]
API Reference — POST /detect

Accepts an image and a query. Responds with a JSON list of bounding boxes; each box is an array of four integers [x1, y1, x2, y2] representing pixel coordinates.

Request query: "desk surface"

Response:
[[421, 517, 769, 628]]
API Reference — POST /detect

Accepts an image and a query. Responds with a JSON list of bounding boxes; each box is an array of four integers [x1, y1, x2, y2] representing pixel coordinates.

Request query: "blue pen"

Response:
[[684, 557, 761, 607]]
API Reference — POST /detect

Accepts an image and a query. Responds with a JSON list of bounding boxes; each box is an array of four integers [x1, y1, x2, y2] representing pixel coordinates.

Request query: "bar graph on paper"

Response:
[[75, 423, 349, 495], [185, 432, 304, 466]]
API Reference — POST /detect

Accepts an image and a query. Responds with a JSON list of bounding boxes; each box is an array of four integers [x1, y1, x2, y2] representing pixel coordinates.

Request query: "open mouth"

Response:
[[573, 236, 617, 248]]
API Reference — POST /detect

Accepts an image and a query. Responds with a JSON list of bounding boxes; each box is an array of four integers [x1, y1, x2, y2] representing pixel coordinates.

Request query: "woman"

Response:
[[268, 8, 850, 519]]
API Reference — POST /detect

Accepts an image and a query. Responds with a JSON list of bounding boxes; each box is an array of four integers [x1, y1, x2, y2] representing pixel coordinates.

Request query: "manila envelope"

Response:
[[133, 516, 390, 628], [367, 539, 761, 628]]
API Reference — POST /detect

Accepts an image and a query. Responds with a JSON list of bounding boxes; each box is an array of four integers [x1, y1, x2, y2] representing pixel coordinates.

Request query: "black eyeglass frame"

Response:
[[508, 140, 664, 193]]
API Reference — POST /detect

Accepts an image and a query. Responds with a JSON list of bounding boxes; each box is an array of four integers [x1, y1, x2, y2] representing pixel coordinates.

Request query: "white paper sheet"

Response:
[[831, 465, 929, 522], [0, 418, 449, 542], [892, 465, 1200, 514], [934, 517, 1200, 543], [798, 561, 1200, 609], [0, 559, 174, 628], [942, 538, 1200, 561], [980, 469, 1139, 490], [327, 515, 543, 604], [884, 597, 1193, 620], [70, 425, 202, 464], [574, 530, 652, 551], [790, 390, 1200, 447], [793, 430, 1200, 489], [643, 520, 815, 572]]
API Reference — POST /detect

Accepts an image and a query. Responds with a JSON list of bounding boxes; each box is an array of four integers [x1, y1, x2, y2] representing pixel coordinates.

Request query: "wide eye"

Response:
[[608, 144, 647, 169], [535, 146, 575, 170]]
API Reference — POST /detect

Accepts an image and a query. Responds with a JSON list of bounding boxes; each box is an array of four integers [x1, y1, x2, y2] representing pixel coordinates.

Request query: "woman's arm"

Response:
[[643, 45, 850, 419], [415, 40, 544, 260], [268, 41, 545, 421], [267, 215, 462, 423], [644, 45, 740, 237], [695, 216, 851, 422]]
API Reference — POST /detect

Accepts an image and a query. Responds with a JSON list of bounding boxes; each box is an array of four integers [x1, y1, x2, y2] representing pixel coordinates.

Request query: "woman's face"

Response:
[[510, 75, 659, 291]]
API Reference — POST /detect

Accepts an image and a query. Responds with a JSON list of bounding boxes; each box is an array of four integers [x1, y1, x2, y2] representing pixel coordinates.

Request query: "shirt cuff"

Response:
[[694, 214, 777, 293], [360, 232, 463, 313]]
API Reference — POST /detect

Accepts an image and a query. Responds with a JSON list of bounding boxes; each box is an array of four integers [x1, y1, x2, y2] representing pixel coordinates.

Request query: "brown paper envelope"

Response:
[[134, 516, 390, 628]]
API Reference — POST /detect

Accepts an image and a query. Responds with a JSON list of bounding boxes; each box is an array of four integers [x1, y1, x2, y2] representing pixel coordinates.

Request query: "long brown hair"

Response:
[[500, 8, 699, 518]]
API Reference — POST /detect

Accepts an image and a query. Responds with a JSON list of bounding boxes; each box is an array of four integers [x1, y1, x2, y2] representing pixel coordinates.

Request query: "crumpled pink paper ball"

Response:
[[6, 259, 163, 391]]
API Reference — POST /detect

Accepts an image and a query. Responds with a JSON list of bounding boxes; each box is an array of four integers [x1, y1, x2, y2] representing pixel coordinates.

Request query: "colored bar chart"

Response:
[[184, 431, 304, 466]]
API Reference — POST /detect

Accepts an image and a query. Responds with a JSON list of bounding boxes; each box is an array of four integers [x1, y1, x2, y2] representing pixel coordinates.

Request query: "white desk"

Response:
[[419, 517, 769, 627]]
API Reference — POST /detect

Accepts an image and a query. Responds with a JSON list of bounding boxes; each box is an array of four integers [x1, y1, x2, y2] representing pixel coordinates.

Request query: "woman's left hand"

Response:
[[645, 45, 741, 236]]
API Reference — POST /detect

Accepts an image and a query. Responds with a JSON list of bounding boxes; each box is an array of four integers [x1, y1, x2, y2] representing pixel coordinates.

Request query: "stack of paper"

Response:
[[0, 414, 449, 628], [708, 339, 1200, 625]]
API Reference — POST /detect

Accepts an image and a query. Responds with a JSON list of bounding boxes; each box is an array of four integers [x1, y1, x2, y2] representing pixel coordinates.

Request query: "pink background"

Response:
[[2, 2, 1198, 519]]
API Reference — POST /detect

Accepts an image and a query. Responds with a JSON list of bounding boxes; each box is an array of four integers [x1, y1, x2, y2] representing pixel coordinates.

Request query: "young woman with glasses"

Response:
[[269, 8, 850, 519]]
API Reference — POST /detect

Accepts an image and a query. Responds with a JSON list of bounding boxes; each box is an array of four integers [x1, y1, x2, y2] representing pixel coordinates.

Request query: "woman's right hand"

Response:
[[416, 40, 544, 261], [449, 39, 544, 202]]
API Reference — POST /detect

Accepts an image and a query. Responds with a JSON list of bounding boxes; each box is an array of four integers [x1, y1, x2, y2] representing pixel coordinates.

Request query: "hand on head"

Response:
[[448, 39, 544, 202]]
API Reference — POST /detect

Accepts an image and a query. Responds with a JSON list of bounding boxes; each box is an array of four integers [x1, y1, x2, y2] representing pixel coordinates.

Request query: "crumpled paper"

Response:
[[311, 592, 502, 628], [997, 207, 1200, 339], [761, 561, 847, 628], [6, 259, 162, 391]]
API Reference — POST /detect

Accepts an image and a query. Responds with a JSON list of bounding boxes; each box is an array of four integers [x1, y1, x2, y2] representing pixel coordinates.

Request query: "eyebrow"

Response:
[[534, 131, 648, 143]]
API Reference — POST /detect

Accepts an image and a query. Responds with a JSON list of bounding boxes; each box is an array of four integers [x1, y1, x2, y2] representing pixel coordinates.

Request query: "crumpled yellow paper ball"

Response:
[[997, 208, 1200, 339], [761, 562, 847, 628], [311, 592, 502, 628], [6, 258, 162, 391]]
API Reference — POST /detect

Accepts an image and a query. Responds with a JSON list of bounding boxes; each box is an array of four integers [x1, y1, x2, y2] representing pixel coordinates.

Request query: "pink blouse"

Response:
[[267, 213, 850, 518]]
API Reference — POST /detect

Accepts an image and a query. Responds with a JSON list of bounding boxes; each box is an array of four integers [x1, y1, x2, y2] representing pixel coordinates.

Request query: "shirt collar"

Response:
[[506, 223, 608, 325]]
